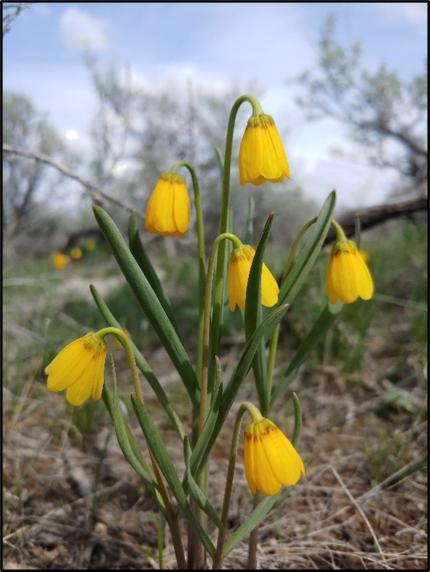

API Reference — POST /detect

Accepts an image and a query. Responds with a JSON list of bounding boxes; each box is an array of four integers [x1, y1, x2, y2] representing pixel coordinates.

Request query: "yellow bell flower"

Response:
[[244, 418, 305, 496], [85, 239, 96, 251], [70, 247, 83, 260], [239, 113, 290, 186], [52, 252, 70, 270], [145, 172, 190, 236], [45, 332, 107, 406], [327, 240, 374, 304], [228, 245, 279, 311]]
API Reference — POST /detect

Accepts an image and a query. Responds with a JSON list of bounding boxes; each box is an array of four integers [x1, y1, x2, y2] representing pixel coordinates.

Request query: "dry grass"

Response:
[[3, 332, 427, 570]]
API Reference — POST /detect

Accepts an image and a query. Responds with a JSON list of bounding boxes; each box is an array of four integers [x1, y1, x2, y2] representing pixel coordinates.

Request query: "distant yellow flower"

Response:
[[239, 113, 290, 186], [85, 239, 96, 251], [244, 418, 305, 496], [52, 252, 70, 270], [45, 333, 107, 406], [228, 245, 279, 311], [327, 240, 374, 304], [145, 172, 190, 236], [70, 247, 83, 260]]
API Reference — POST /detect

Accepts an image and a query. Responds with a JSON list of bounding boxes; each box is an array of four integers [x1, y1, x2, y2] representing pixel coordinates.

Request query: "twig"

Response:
[[3, 144, 136, 212], [330, 466, 386, 563], [326, 195, 428, 244]]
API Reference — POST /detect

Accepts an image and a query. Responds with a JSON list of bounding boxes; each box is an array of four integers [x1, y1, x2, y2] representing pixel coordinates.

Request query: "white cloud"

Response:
[[376, 3, 427, 28], [60, 8, 109, 52]]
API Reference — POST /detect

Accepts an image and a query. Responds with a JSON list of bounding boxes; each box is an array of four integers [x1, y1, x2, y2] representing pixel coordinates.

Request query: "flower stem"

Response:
[[331, 218, 347, 242], [95, 327, 143, 402], [171, 160, 207, 383], [149, 450, 187, 570], [198, 232, 242, 434], [213, 403, 263, 569], [211, 95, 262, 358], [194, 231, 241, 569]]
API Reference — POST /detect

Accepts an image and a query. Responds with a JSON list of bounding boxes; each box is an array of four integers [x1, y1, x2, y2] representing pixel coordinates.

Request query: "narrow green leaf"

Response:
[[292, 392, 302, 448], [102, 386, 154, 488], [222, 494, 279, 557], [279, 190, 336, 305], [131, 396, 216, 557], [272, 304, 339, 402], [245, 214, 274, 412], [93, 206, 199, 405], [183, 438, 222, 529], [191, 304, 289, 474], [90, 284, 186, 441], [128, 212, 181, 335], [212, 355, 223, 403]]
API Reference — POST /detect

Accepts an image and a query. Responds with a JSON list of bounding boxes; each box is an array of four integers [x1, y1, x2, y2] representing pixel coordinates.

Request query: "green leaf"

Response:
[[222, 494, 279, 557], [191, 304, 289, 474], [131, 396, 216, 557], [128, 212, 181, 335], [90, 284, 186, 441], [245, 214, 274, 412], [272, 304, 339, 402], [291, 392, 302, 448], [102, 386, 154, 488], [93, 206, 199, 405], [279, 190, 336, 306], [183, 438, 222, 529]]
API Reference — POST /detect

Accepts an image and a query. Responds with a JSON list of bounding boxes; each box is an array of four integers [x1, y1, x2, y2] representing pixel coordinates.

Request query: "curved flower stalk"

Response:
[[145, 172, 190, 236], [45, 327, 142, 406]]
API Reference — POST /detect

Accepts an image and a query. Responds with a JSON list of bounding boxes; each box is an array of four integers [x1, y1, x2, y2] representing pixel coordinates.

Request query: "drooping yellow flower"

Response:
[[52, 252, 70, 270], [45, 333, 107, 406], [145, 172, 190, 236], [239, 113, 290, 186], [70, 247, 83, 260], [244, 418, 305, 496], [327, 240, 374, 304], [85, 239, 96, 251], [228, 245, 279, 311]]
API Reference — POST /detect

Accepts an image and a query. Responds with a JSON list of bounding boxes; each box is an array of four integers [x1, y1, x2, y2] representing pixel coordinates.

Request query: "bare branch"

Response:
[[3, 2, 30, 36], [324, 195, 428, 245], [3, 144, 136, 213]]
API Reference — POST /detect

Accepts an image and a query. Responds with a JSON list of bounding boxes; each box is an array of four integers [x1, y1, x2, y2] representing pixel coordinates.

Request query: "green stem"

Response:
[[266, 217, 317, 406], [171, 160, 207, 385], [149, 450, 187, 570], [194, 231, 242, 569], [213, 403, 262, 569], [247, 493, 263, 569], [331, 218, 347, 242], [198, 232, 242, 435], [96, 326, 143, 402], [211, 95, 262, 358], [170, 160, 206, 269]]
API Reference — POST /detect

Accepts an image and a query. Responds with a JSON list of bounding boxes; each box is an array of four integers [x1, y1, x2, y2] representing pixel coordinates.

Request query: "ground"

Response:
[[3, 220, 428, 570]]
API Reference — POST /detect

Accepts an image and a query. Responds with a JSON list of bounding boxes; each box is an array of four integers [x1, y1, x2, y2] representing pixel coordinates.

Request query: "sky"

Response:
[[3, 2, 428, 209]]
